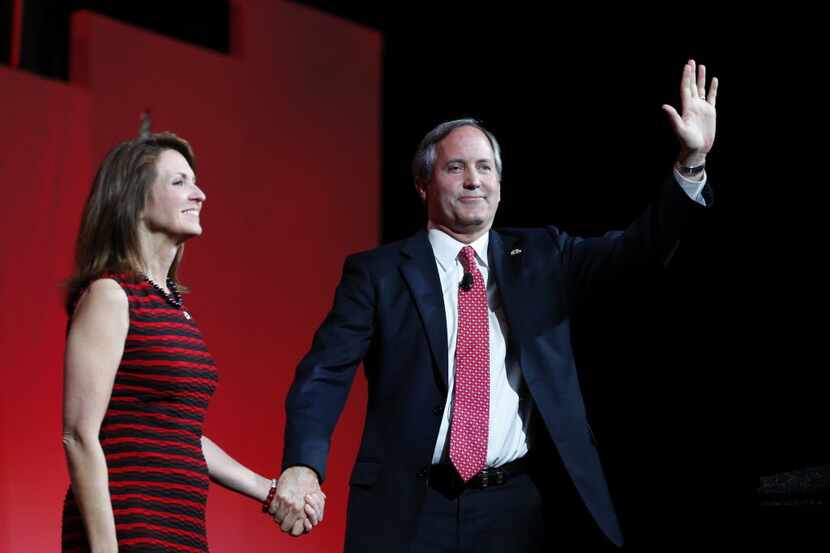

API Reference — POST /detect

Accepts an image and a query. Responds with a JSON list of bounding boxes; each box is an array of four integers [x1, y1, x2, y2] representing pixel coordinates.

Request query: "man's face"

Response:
[[418, 126, 501, 238]]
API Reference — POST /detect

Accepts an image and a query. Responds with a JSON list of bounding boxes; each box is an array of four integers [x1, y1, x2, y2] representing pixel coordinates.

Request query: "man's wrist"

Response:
[[283, 465, 320, 484], [678, 149, 707, 168], [675, 160, 706, 179]]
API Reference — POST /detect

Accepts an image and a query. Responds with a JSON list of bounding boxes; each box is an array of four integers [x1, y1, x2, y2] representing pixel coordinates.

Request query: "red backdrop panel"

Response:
[[0, 2, 380, 551], [0, 66, 94, 553]]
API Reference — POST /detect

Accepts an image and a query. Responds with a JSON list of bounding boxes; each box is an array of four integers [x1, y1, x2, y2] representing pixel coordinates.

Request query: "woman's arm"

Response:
[[62, 279, 129, 553], [201, 437, 322, 532], [200, 435, 272, 502]]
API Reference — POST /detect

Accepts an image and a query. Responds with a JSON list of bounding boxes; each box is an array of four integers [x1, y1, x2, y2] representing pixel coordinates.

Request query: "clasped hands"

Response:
[[266, 466, 326, 537]]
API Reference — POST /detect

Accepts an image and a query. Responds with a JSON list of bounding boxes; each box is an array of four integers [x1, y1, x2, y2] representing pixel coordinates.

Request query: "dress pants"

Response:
[[409, 456, 617, 552]]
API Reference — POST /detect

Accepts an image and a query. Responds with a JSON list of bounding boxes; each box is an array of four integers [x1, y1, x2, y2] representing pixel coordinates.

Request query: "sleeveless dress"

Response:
[[62, 273, 218, 553]]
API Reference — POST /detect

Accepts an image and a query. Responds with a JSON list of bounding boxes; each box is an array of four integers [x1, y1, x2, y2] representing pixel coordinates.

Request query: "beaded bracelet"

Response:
[[262, 478, 277, 513]]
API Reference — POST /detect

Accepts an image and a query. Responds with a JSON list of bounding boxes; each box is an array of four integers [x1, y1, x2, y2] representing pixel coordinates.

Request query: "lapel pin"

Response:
[[510, 248, 522, 256]]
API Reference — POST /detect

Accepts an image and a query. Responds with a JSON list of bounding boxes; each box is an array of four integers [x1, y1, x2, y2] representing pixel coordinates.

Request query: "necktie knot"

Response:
[[459, 246, 477, 272]]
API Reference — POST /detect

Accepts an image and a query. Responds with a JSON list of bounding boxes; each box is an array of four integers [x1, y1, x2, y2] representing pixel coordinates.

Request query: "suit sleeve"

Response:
[[552, 175, 712, 307], [281, 253, 375, 482]]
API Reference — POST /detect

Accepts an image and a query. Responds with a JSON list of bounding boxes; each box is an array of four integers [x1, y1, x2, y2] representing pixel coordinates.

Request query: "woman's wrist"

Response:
[[261, 477, 277, 512]]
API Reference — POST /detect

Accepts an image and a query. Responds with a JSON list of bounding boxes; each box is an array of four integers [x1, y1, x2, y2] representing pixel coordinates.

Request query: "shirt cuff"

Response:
[[673, 168, 708, 206]]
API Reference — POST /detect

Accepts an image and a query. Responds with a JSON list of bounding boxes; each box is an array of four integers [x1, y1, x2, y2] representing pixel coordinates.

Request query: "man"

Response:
[[269, 60, 717, 551]]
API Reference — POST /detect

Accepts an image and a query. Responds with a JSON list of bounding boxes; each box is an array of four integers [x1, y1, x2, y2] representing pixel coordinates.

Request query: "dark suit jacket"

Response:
[[283, 177, 710, 551]]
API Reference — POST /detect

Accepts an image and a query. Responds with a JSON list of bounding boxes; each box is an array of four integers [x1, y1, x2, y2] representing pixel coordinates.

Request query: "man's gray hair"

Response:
[[411, 118, 502, 184]]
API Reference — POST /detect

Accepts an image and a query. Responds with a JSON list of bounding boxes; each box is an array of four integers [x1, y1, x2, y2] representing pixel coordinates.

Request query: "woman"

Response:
[[60, 133, 321, 552]]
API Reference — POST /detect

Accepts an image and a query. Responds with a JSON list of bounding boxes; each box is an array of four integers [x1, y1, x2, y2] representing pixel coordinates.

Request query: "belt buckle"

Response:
[[478, 467, 505, 489]]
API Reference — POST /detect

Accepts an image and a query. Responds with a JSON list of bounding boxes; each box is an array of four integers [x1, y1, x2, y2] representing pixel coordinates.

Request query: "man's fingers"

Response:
[[707, 77, 719, 108], [305, 493, 324, 522], [697, 63, 706, 98], [274, 499, 290, 525], [280, 513, 297, 533], [304, 502, 319, 525], [662, 105, 683, 133], [272, 467, 324, 535], [290, 518, 305, 537], [277, 499, 306, 532]]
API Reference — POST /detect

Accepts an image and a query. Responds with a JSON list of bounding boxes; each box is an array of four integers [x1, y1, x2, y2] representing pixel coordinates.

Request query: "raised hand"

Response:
[[662, 59, 718, 166]]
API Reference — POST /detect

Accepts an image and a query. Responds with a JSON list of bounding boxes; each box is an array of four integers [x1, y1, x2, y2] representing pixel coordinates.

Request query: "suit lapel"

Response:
[[400, 230, 450, 392], [489, 230, 527, 350]]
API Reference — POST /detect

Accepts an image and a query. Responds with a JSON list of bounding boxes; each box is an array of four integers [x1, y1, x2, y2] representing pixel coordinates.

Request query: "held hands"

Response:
[[267, 466, 326, 537], [662, 59, 718, 166]]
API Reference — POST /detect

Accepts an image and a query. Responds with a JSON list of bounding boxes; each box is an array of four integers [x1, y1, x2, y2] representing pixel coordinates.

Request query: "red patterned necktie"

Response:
[[449, 245, 490, 482]]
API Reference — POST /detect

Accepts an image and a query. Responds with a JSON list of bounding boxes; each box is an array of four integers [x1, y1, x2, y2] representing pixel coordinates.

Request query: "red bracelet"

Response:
[[262, 478, 277, 513]]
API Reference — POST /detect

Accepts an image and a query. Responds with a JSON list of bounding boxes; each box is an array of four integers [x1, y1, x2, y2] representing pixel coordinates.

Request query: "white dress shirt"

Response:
[[429, 171, 707, 467]]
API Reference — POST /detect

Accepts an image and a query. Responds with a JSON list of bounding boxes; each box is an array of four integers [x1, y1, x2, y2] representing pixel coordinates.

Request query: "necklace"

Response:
[[141, 273, 192, 319]]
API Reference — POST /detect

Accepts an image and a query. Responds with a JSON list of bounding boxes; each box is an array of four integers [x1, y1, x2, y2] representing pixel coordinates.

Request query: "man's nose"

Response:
[[464, 168, 481, 188]]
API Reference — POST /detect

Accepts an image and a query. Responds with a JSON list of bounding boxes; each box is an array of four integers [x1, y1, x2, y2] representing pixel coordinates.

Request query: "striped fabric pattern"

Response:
[[62, 274, 218, 553]]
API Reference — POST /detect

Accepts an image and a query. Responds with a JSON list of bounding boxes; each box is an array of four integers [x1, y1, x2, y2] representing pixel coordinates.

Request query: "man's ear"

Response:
[[415, 179, 428, 203]]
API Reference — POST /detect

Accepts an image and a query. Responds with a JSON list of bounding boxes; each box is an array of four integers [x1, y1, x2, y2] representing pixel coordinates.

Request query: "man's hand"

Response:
[[304, 489, 326, 528], [662, 59, 718, 166], [268, 466, 325, 536]]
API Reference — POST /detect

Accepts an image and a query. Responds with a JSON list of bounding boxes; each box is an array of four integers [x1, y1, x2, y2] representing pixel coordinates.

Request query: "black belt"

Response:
[[428, 456, 531, 497]]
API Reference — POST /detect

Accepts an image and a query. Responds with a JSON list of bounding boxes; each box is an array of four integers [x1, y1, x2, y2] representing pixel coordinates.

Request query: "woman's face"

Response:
[[141, 149, 206, 241]]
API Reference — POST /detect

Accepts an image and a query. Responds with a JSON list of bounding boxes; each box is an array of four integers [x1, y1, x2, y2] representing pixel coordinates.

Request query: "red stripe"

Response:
[[128, 334, 205, 345], [109, 465, 208, 480], [107, 450, 205, 467], [133, 307, 186, 315], [108, 408, 200, 426], [129, 295, 167, 304], [111, 492, 206, 510], [128, 294, 173, 309], [102, 436, 202, 453], [117, 368, 216, 382], [116, 371, 215, 384], [108, 399, 206, 416], [111, 384, 212, 401], [112, 389, 213, 403], [116, 522, 206, 543], [111, 383, 161, 395], [115, 506, 204, 526], [110, 387, 211, 404], [118, 281, 149, 290], [119, 537, 205, 553], [132, 320, 196, 331], [122, 345, 213, 358], [121, 359, 215, 370], [110, 480, 207, 497], [102, 423, 200, 439], [116, 281, 186, 294]]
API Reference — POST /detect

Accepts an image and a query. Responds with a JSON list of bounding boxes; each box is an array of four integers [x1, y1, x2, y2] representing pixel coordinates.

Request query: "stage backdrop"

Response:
[[0, 1, 380, 551]]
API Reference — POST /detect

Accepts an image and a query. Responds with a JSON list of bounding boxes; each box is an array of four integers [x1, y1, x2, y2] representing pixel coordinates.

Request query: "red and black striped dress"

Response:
[[62, 273, 218, 553]]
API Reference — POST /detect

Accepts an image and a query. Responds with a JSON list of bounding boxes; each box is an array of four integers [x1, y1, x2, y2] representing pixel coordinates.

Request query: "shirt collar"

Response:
[[427, 226, 489, 272]]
